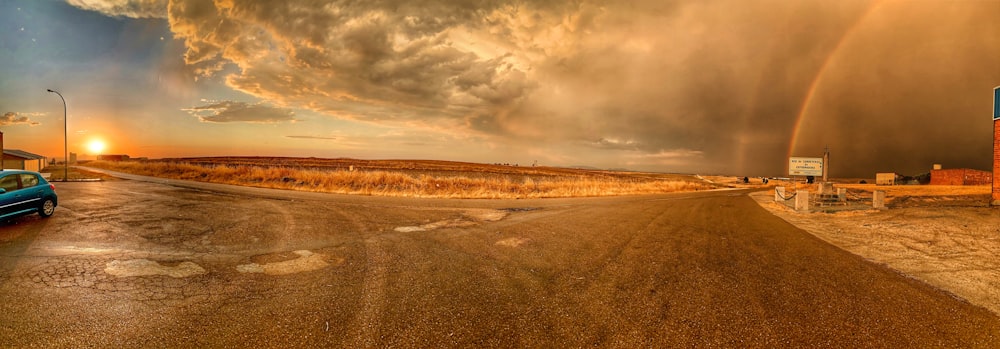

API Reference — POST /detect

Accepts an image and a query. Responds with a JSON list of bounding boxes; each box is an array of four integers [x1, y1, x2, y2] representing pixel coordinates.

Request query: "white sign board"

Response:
[[789, 157, 823, 176]]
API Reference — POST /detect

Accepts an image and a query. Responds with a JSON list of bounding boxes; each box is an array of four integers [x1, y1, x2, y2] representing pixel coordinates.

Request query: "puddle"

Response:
[[465, 209, 510, 222], [495, 237, 530, 248], [500, 207, 540, 213], [394, 219, 476, 232], [105, 259, 207, 278], [394, 209, 514, 232], [46, 246, 121, 255], [236, 250, 341, 275]]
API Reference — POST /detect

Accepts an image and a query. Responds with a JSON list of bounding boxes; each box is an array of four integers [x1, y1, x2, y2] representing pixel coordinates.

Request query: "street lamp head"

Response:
[[47, 89, 54, 93]]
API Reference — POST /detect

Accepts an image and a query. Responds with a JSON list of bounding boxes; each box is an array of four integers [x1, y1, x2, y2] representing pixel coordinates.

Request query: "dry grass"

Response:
[[707, 175, 992, 197], [84, 158, 717, 199], [836, 184, 990, 197], [41, 165, 119, 181]]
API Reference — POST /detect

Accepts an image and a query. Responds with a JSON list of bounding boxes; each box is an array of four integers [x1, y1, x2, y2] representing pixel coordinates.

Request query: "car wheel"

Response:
[[39, 199, 56, 218]]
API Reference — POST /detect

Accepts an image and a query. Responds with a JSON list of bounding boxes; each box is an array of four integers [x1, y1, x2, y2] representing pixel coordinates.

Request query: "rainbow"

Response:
[[786, 2, 885, 160]]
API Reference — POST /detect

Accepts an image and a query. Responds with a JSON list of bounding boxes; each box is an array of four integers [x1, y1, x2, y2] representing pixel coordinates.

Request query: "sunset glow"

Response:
[[1, 1, 998, 177], [87, 140, 106, 155]]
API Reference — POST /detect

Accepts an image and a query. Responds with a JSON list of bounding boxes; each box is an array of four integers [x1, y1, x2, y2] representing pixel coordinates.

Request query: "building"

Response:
[[930, 168, 992, 186], [2, 149, 47, 172], [876, 173, 899, 186], [97, 154, 130, 161]]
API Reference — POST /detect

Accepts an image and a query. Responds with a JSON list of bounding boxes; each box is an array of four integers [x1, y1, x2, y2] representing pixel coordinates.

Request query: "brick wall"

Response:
[[994, 120, 1000, 203], [930, 168, 992, 186]]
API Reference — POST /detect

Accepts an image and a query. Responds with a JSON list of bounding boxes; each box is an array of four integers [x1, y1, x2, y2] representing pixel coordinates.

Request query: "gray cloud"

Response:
[[589, 138, 640, 151], [184, 101, 295, 123], [1, 112, 41, 126]]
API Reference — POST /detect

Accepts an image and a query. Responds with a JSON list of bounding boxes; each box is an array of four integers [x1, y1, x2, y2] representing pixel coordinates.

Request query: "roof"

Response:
[[3, 149, 46, 160], [932, 168, 990, 173], [0, 169, 42, 175]]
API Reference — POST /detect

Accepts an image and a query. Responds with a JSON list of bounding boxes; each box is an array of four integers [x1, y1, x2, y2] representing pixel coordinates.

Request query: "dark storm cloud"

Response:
[[789, 2, 1000, 177], [69, 0, 1000, 175], [66, 0, 870, 173], [184, 101, 295, 123], [162, 0, 530, 113], [0, 112, 41, 126]]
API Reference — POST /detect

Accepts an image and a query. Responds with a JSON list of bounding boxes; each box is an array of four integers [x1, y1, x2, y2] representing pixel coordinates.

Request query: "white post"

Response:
[[873, 190, 886, 209], [795, 191, 809, 212]]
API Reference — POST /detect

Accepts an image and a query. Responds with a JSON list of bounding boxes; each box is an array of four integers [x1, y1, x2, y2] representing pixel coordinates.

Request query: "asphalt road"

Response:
[[1, 172, 998, 347]]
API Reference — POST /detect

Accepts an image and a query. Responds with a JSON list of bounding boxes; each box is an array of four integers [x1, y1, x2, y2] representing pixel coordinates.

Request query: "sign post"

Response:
[[789, 157, 824, 177], [822, 147, 830, 183]]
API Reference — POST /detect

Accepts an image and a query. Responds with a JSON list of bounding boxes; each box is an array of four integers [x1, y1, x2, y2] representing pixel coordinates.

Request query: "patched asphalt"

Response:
[[0, 177, 997, 347]]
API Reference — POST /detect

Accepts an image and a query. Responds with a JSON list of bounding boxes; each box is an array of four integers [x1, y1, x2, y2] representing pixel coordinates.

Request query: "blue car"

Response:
[[0, 170, 57, 220]]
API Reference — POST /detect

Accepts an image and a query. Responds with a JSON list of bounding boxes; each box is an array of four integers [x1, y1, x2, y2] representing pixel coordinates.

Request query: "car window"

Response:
[[0, 175, 19, 192], [19, 174, 38, 188]]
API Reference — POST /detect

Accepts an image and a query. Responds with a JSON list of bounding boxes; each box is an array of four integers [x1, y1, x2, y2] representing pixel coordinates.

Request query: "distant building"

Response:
[[3, 149, 47, 172], [930, 168, 992, 186], [97, 154, 130, 161], [876, 173, 900, 186], [69, 152, 77, 164]]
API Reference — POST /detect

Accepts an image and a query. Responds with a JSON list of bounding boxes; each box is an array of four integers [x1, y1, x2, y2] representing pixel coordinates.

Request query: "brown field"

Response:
[[82, 157, 717, 199]]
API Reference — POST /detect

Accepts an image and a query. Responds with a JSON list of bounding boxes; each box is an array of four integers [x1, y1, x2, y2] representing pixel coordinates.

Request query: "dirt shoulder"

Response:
[[750, 189, 1000, 315]]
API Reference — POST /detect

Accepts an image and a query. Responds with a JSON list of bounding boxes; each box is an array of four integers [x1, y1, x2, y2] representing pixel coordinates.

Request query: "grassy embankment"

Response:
[[84, 158, 717, 199], [835, 184, 990, 197], [41, 165, 119, 181]]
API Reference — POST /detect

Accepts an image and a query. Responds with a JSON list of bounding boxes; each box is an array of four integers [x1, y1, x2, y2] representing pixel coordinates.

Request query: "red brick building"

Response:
[[994, 119, 1000, 204], [931, 168, 992, 185], [97, 154, 130, 161]]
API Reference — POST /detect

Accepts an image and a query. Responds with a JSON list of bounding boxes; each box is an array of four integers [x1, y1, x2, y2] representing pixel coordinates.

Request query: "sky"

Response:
[[1, 0, 998, 178]]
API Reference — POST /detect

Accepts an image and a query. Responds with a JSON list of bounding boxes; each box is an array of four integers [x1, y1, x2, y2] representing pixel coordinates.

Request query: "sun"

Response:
[[87, 139, 107, 154]]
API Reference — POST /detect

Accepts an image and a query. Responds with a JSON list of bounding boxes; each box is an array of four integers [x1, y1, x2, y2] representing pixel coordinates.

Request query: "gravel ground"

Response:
[[751, 190, 1000, 315]]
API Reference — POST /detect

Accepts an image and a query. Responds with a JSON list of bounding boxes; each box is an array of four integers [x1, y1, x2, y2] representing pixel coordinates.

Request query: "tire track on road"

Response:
[[345, 236, 390, 347], [262, 200, 299, 253], [329, 204, 391, 347]]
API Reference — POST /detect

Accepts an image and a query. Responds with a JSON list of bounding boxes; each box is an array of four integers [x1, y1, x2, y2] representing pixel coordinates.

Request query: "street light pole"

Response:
[[47, 89, 67, 181]]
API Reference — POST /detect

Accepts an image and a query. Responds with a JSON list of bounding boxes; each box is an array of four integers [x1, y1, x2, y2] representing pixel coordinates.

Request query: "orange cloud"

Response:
[[183, 101, 295, 123], [1, 112, 41, 126]]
